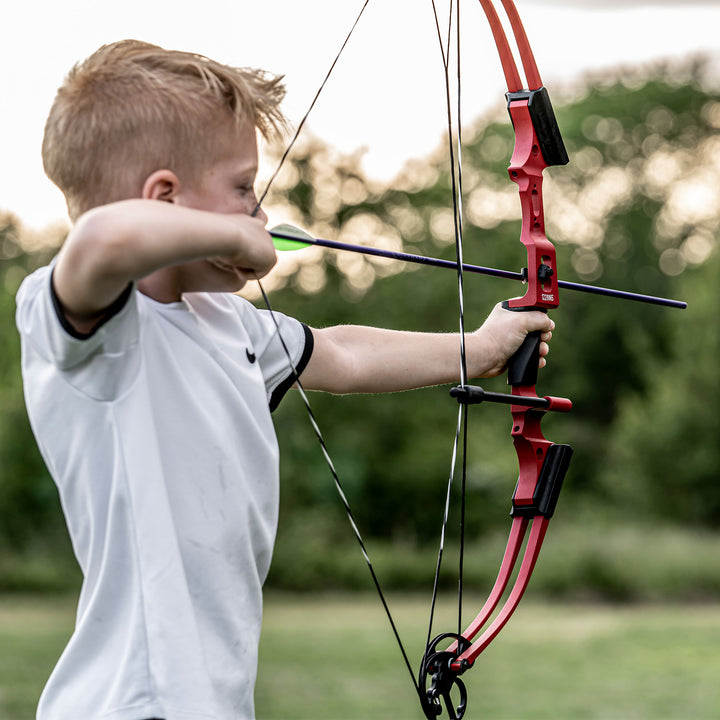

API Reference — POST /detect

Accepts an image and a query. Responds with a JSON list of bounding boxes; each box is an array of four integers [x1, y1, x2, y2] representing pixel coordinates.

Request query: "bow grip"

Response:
[[501, 301, 546, 387]]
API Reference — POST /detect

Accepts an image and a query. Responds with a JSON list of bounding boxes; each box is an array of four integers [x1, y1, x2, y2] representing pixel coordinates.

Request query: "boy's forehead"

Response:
[[220, 118, 258, 147], [197, 120, 258, 177], [213, 120, 259, 163]]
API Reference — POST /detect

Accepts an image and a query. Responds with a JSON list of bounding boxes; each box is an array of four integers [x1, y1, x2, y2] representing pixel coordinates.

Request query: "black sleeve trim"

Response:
[[50, 268, 134, 340], [269, 323, 315, 413]]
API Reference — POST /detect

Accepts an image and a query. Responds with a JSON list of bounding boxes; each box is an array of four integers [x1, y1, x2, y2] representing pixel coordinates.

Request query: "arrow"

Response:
[[270, 224, 687, 309]]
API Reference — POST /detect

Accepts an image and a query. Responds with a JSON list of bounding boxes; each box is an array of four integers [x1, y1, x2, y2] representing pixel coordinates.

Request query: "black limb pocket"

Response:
[[512, 443, 573, 519]]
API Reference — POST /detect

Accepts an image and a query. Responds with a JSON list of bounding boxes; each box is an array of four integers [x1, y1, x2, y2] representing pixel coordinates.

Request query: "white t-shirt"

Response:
[[16, 265, 313, 720]]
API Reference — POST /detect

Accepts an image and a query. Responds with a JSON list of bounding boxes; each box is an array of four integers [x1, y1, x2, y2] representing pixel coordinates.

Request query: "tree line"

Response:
[[1, 58, 717, 590]]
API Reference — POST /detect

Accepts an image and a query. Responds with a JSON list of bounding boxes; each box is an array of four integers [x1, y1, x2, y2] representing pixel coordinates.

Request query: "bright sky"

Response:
[[2, 0, 719, 231]]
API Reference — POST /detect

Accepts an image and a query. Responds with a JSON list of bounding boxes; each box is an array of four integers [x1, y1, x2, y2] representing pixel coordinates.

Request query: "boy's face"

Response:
[[178, 120, 267, 222], [166, 119, 271, 295]]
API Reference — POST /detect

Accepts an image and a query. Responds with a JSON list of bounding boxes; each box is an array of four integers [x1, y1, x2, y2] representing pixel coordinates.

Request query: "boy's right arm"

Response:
[[53, 199, 275, 334]]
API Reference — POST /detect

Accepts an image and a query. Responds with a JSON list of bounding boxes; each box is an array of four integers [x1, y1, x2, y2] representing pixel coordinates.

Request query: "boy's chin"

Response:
[[202, 260, 249, 292]]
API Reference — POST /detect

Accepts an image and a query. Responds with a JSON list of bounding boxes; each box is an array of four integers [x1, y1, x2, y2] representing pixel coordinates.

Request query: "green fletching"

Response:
[[272, 237, 308, 251], [270, 223, 314, 251]]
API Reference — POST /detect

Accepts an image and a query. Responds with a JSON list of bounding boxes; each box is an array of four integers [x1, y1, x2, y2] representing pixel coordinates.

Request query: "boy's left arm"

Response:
[[299, 302, 554, 394]]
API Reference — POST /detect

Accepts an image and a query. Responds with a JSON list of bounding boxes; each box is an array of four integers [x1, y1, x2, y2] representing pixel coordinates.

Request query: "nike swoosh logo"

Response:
[[246, 348, 256, 364]]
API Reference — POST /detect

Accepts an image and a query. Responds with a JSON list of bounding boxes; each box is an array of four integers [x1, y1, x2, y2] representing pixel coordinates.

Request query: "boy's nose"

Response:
[[252, 202, 268, 225]]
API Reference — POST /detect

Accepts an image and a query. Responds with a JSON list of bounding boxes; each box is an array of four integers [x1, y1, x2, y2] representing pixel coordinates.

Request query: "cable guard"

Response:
[[450, 384, 572, 413]]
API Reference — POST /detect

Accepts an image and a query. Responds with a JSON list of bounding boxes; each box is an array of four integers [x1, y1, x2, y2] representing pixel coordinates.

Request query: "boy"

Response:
[[16, 40, 554, 720]]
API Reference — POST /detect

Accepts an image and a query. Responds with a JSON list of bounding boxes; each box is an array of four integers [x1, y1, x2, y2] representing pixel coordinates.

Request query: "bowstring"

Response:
[[255, 0, 471, 701], [251, 0, 421, 700], [454, 0, 469, 652], [255, 281, 420, 696], [424, 0, 470, 656], [255, 0, 372, 210]]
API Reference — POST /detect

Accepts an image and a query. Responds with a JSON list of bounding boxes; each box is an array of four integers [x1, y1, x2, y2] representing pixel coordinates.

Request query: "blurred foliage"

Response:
[[598, 251, 720, 525], [265, 58, 719, 567], [0, 58, 718, 593], [0, 219, 73, 566]]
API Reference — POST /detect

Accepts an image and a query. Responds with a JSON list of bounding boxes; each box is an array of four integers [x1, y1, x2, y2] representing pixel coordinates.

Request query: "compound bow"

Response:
[[419, 2, 574, 717], [254, 2, 686, 718]]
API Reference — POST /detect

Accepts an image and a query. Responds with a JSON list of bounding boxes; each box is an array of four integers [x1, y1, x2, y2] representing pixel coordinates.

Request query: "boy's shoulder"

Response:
[[16, 263, 52, 303], [17, 261, 134, 336]]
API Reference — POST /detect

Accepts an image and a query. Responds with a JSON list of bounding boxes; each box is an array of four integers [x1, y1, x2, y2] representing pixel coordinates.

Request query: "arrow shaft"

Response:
[[270, 230, 686, 309]]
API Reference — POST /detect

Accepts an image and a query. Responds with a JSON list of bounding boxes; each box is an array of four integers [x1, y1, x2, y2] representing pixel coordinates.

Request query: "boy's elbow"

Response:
[[299, 327, 360, 394], [54, 205, 137, 315]]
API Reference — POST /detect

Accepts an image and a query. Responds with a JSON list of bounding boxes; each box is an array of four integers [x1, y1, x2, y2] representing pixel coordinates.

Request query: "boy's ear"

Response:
[[142, 169, 181, 202]]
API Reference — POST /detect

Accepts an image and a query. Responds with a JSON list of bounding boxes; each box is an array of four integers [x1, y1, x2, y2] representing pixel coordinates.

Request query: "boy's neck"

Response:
[[137, 269, 183, 304]]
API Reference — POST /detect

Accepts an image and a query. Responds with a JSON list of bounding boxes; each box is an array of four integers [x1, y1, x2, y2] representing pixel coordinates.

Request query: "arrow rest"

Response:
[[419, 633, 473, 720]]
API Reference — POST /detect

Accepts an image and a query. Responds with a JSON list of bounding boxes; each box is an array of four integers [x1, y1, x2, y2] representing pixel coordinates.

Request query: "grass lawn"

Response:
[[0, 595, 76, 719], [2, 593, 720, 719]]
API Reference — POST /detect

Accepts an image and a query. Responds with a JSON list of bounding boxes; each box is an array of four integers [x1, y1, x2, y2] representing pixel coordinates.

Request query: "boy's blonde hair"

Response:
[[42, 40, 287, 220]]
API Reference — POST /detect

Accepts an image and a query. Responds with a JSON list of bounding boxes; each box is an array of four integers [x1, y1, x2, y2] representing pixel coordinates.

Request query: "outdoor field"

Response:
[[1, 3, 719, 719], [2, 592, 719, 719]]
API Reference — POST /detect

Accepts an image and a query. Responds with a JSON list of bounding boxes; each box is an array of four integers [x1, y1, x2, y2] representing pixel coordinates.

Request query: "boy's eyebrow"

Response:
[[234, 169, 259, 186], [231, 162, 259, 178]]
